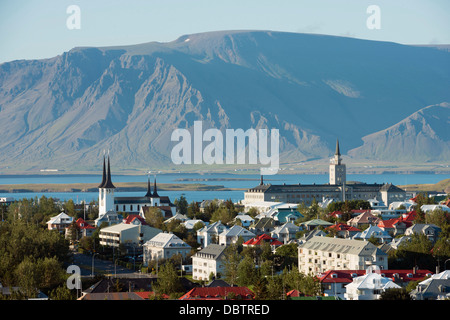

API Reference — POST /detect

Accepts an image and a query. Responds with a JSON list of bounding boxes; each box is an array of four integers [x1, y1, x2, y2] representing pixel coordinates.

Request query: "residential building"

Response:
[[347, 211, 381, 229], [47, 212, 73, 232], [218, 225, 255, 246], [243, 234, 283, 250], [319, 268, 433, 299], [99, 223, 161, 248], [192, 244, 228, 281], [234, 214, 255, 227], [196, 221, 228, 247], [344, 268, 401, 300], [298, 236, 388, 275], [249, 217, 277, 236], [405, 223, 441, 243], [143, 232, 191, 264], [75, 217, 96, 237], [410, 270, 450, 300], [352, 225, 392, 243], [325, 223, 360, 239], [300, 218, 333, 231], [271, 222, 300, 244]]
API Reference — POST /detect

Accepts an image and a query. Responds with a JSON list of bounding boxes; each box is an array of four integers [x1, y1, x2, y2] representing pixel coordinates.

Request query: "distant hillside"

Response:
[[0, 30, 449, 172], [348, 103, 450, 162]]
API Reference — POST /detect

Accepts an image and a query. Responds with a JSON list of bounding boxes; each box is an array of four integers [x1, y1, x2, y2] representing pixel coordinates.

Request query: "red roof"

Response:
[[243, 234, 283, 247], [123, 214, 148, 225], [326, 223, 360, 232], [179, 287, 254, 300], [76, 218, 96, 229], [286, 289, 302, 297], [319, 269, 433, 284]]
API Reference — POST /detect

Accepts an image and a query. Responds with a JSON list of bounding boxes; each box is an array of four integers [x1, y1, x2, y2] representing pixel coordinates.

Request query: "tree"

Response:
[[154, 262, 183, 295], [143, 206, 164, 229], [174, 196, 188, 216], [379, 288, 412, 300], [223, 244, 242, 286], [237, 256, 257, 287]]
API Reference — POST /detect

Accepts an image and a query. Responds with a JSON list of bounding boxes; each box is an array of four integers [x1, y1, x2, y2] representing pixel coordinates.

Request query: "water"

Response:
[[0, 172, 447, 204]]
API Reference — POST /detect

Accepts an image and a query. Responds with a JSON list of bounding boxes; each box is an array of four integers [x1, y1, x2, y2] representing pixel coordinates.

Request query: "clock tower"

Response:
[[329, 139, 346, 185]]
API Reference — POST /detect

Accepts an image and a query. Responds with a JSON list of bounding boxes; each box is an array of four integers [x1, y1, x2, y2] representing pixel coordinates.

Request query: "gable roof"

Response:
[[319, 269, 433, 284], [299, 236, 386, 257], [194, 244, 228, 260], [123, 214, 148, 225], [179, 286, 254, 300], [144, 232, 190, 249], [243, 234, 283, 246]]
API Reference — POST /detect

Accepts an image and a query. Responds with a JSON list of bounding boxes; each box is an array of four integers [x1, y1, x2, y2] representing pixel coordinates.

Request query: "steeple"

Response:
[[260, 175, 264, 186], [98, 156, 107, 188], [145, 177, 153, 197], [102, 156, 116, 189], [335, 139, 341, 156], [153, 177, 159, 197]]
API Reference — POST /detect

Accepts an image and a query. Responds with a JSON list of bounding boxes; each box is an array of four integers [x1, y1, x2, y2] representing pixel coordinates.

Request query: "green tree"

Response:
[[154, 262, 183, 295], [379, 288, 412, 300], [174, 196, 188, 216], [223, 244, 242, 285], [143, 206, 164, 229], [237, 256, 257, 287]]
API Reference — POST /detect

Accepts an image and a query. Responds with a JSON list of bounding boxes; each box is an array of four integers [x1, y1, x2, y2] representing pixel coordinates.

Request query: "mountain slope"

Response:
[[0, 30, 449, 172], [348, 102, 450, 162]]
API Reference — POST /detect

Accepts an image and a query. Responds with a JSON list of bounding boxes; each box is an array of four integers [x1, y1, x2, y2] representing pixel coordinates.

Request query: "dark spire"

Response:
[[145, 177, 153, 197], [98, 156, 106, 188], [102, 156, 116, 189], [153, 177, 159, 197], [335, 139, 341, 156], [260, 175, 264, 185]]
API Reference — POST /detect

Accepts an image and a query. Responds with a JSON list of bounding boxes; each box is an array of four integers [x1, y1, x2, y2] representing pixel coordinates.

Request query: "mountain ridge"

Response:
[[0, 30, 449, 172]]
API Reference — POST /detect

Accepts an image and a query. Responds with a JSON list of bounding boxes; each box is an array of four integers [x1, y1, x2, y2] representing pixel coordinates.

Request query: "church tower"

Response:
[[329, 139, 346, 185], [98, 156, 116, 216]]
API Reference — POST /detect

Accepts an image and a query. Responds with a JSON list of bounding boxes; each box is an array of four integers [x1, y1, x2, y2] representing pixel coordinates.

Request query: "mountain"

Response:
[[348, 102, 450, 162], [0, 30, 449, 172]]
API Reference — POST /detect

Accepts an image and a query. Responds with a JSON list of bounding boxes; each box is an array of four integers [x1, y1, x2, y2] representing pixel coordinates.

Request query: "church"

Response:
[[243, 140, 406, 208], [95, 156, 176, 226]]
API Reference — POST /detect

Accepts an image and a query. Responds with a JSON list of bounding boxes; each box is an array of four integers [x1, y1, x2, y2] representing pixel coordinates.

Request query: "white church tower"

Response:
[[329, 139, 346, 185], [98, 156, 116, 216]]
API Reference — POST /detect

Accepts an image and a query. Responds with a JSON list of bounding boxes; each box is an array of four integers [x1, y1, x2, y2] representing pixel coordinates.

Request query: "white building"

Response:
[[143, 232, 191, 265], [344, 267, 401, 300], [298, 236, 388, 275], [196, 221, 228, 247], [352, 225, 392, 243], [99, 223, 161, 247], [271, 222, 300, 244], [192, 244, 228, 281], [218, 225, 255, 246], [47, 212, 73, 232]]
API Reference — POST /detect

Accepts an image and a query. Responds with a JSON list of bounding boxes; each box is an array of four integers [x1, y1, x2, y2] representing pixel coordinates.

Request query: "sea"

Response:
[[0, 172, 448, 204]]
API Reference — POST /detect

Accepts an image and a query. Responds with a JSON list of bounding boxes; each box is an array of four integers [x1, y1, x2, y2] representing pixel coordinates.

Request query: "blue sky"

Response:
[[0, 0, 449, 63]]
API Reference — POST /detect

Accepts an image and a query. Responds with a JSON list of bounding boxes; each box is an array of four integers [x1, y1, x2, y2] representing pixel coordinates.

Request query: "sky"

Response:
[[0, 0, 449, 63]]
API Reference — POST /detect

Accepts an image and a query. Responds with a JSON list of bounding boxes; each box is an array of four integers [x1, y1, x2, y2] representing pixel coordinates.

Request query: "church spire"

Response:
[[98, 156, 106, 188], [260, 175, 264, 185], [145, 177, 153, 197], [153, 177, 159, 197], [335, 139, 341, 156], [102, 156, 116, 189]]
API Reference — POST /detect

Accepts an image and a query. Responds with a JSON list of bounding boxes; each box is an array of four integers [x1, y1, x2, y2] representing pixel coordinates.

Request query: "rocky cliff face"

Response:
[[0, 30, 449, 172]]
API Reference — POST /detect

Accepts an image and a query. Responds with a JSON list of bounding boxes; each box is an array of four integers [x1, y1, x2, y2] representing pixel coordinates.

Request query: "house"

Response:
[[410, 270, 450, 300], [319, 268, 433, 299], [347, 211, 381, 228], [95, 210, 121, 227], [325, 223, 360, 239], [300, 219, 333, 231], [123, 214, 148, 226], [352, 225, 392, 243], [196, 221, 228, 247], [233, 214, 255, 227], [192, 244, 228, 281], [274, 207, 304, 224], [270, 222, 300, 244], [344, 268, 401, 300], [298, 236, 388, 275], [405, 223, 441, 243], [143, 232, 191, 264], [420, 204, 450, 213], [164, 213, 189, 224], [249, 217, 277, 235], [218, 225, 255, 246], [182, 219, 207, 230], [99, 223, 161, 248], [179, 286, 254, 300], [75, 218, 96, 237], [47, 212, 73, 232], [378, 218, 407, 237], [242, 234, 283, 251]]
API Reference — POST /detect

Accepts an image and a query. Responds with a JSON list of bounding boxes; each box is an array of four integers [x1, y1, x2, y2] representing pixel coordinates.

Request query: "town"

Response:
[[0, 143, 449, 301]]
